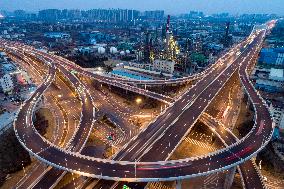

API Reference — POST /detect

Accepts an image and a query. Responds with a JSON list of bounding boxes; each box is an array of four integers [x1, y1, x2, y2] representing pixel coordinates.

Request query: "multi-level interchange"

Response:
[[0, 21, 276, 189]]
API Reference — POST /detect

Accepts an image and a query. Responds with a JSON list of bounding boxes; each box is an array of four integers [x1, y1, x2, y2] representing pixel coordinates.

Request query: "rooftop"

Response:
[[270, 68, 284, 81]]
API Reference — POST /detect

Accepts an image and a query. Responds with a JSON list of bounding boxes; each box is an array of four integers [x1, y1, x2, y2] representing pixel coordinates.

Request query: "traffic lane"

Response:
[[17, 48, 92, 185], [33, 51, 175, 103], [133, 135, 270, 179], [44, 94, 66, 144], [14, 76, 270, 179], [199, 114, 265, 189], [13, 52, 68, 145], [17, 104, 271, 181], [16, 57, 268, 180], [13, 31, 272, 180], [204, 116, 265, 189], [239, 160, 264, 189], [15, 68, 56, 152], [212, 124, 236, 145], [31, 168, 63, 189], [12, 55, 71, 189], [21, 57, 93, 188], [81, 78, 135, 134], [40, 47, 235, 101], [111, 34, 264, 168], [15, 163, 47, 189], [139, 76, 235, 162], [95, 33, 258, 162], [56, 64, 94, 151], [138, 48, 254, 162], [113, 58, 239, 161], [18, 74, 92, 189], [13, 38, 245, 162]]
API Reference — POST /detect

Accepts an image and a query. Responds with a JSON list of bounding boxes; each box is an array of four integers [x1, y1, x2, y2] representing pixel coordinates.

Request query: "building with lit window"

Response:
[[153, 59, 175, 74], [0, 74, 14, 94]]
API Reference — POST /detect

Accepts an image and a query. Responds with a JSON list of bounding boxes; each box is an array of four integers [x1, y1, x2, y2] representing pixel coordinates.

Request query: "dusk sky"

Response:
[[1, 0, 283, 15]]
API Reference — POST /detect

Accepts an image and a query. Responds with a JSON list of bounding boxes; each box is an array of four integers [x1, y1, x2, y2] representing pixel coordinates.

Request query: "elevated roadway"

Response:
[[90, 27, 270, 188], [10, 51, 96, 188], [29, 58, 96, 189], [9, 27, 274, 183], [201, 113, 267, 189], [2, 41, 175, 105]]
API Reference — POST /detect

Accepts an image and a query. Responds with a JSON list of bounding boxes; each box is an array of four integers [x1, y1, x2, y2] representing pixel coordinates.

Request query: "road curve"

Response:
[[8, 27, 274, 183], [201, 113, 266, 189]]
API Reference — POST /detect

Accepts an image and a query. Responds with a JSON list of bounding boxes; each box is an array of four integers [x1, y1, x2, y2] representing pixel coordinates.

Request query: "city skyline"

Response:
[[1, 0, 284, 15]]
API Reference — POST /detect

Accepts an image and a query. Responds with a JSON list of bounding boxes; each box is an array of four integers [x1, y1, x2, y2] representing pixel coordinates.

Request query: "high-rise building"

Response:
[[67, 9, 81, 19], [84, 9, 139, 22], [14, 10, 27, 19], [38, 9, 61, 21], [144, 10, 164, 20]]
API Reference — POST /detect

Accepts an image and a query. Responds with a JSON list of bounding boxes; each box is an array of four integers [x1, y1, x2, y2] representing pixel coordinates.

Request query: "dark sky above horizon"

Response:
[[1, 0, 283, 15]]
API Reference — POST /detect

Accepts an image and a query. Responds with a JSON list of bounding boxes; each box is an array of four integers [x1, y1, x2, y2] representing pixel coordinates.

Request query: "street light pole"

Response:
[[21, 161, 26, 176], [135, 159, 137, 178]]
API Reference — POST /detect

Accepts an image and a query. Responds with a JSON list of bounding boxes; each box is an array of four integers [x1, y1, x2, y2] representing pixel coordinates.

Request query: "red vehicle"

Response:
[[225, 146, 253, 162]]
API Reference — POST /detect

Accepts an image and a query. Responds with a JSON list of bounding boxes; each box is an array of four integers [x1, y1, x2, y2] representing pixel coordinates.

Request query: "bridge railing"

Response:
[[8, 27, 276, 182]]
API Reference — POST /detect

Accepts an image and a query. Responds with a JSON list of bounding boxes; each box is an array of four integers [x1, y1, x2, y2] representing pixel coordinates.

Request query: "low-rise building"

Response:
[[153, 59, 175, 74], [44, 32, 70, 39], [269, 68, 284, 82], [255, 79, 284, 93], [128, 62, 151, 69], [255, 68, 284, 93], [0, 74, 14, 94], [269, 105, 284, 130], [258, 48, 284, 68]]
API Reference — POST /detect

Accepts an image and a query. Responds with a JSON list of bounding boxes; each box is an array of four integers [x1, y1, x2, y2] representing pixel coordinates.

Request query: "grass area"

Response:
[[101, 115, 117, 129], [87, 127, 106, 146], [256, 143, 284, 180], [233, 97, 254, 137], [0, 128, 31, 186], [37, 108, 56, 142]]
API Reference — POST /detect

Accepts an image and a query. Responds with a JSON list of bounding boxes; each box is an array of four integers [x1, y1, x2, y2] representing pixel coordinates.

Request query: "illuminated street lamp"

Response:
[[136, 97, 142, 105]]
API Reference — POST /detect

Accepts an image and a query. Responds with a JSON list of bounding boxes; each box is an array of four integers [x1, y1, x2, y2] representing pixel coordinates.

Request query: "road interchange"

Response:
[[0, 23, 275, 187]]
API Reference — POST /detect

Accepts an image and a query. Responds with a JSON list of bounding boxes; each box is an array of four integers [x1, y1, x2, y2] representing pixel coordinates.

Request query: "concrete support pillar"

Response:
[[41, 96, 44, 105], [34, 96, 44, 112], [176, 180, 182, 189], [224, 166, 236, 189]]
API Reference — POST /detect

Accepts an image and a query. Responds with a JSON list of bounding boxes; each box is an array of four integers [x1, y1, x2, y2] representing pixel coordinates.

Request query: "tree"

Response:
[[105, 66, 113, 73]]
